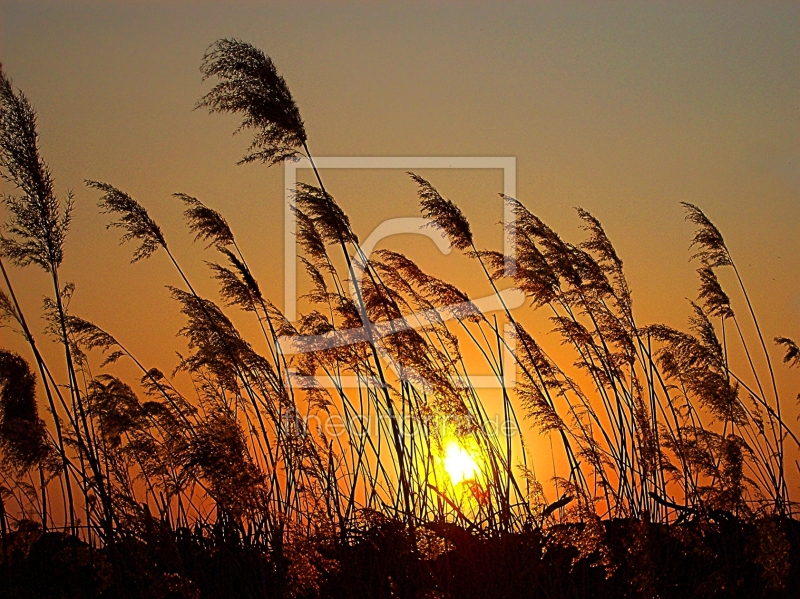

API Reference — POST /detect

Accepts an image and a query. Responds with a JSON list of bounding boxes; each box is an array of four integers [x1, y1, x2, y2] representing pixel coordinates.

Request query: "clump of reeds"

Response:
[[0, 38, 798, 598]]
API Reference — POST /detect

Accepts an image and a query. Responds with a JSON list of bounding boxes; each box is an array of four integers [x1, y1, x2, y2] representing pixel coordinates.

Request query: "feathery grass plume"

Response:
[[0, 350, 57, 474], [715, 433, 750, 514], [518, 465, 549, 521], [190, 408, 265, 518], [511, 324, 566, 432], [378, 250, 478, 320], [63, 314, 117, 352], [371, 251, 436, 314], [373, 250, 429, 288], [410, 172, 473, 251], [688, 302, 726, 364], [294, 183, 357, 246], [775, 337, 799, 369], [504, 196, 581, 290], [86, 376, 145, 450], [208, 261, 259, 312], [492, 229, 558, 308], [0, 70, 71, 272], [332, 294, 366, 333], [577, 208, 632, 315], [295, 309, 356, 378], [207, 246, 262, 314], [592, 305, 636, 365], [551, 316, 596, 361], [576, 208, 622, 270], [682, 428, 751, 514], [299, 257, 330, 305], [682, 202, 732, 268], [631, 381, 659, 472], [293, 206, 333, 272], [517, 376, 565, 434], [41, 284, 93, 366], [697, 266, 734, 319], [61, 314, 126, 367], [139, 367, 196, 418], [263, 298, 299, 339], [171, 287, 281, 405], [135, 369, 197, 490], [473, 249, 508, 282], [545, 478, 613, 574], [648, 304, 745, 424], [568, 246, 613, 297], [220, 246, 260, 297], [175, 193, 234, 248], [87, 181, 166, 262], [359, 275, 403, 322], [171, 287, 250, 395], [198, 38, 306, 165]]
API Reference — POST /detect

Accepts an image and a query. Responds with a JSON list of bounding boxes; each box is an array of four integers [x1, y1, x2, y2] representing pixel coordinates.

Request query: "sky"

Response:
[[1, 1, 799, 483]]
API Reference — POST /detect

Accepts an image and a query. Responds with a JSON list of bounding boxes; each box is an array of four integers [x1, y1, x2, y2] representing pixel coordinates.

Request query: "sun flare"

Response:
[[443, 440, 478, 485]]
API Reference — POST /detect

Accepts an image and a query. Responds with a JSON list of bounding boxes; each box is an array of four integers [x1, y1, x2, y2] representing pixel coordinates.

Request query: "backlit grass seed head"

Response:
[[504, 196, 580, 289], [208, 261, 258, 312], [410, 172, 473, 251], [578, 208, 633, 316], [0, 289, 20, 326], [577, 208, 623, 271], [189, 408, 265, 517], [86, 376, 146, 449], [176, 193, 234, 248], [697, 266, 734, 319], [373, 250, 479, 322], [198, 38, 307, 166], [648, 307, 745, 424], [294, 183, 357, 246], [300, 257, 330, 304], [293, 206, 332, 270], [775, 337, 799, 369], [88, 180, 166, 262], [0, 70, 71, 272], [217, 246, 261, 298], [682, 202, 732, 268]]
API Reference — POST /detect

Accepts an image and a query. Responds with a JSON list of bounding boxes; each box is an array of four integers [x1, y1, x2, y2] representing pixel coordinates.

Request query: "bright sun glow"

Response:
[[443, 440, 478, 485]]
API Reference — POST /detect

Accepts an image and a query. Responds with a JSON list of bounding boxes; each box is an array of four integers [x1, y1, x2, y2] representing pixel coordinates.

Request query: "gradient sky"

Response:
[[1, 1, 799, 477]]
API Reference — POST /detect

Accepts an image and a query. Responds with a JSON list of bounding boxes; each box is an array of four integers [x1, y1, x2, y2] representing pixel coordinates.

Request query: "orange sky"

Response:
[[1, 0, 799, 489]]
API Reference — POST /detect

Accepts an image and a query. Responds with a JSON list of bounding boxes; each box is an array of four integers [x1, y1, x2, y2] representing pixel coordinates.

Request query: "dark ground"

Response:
[[2, 516, 799, 599]]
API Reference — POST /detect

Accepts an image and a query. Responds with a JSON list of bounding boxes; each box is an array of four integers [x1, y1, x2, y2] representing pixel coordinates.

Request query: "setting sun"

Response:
[[443, 440, 479, 485]]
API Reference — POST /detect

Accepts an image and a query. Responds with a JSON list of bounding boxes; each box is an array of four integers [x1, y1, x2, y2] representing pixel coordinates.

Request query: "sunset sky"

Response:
[[1, 1, 799, 479]]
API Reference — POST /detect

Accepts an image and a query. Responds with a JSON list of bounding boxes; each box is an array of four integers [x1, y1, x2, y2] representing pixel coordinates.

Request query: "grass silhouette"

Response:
[[0, 40, 799, 598]]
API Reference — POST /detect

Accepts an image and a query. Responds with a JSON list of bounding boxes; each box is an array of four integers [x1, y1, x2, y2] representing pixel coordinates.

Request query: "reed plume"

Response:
[[775, 337, 799, 369], [697, 266, 734, 319], [0, 69, 71, 272], [682, 202, 732, 268], [87, 180, 166, 262], [409, 172, 473, 251], [176, 192, 235, 248], [198, 38, 307, 165]]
